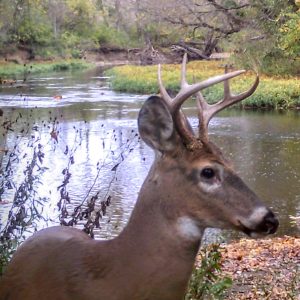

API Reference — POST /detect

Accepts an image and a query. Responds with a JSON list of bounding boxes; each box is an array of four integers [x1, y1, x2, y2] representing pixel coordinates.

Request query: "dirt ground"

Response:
[[220, 236, 300, 299]]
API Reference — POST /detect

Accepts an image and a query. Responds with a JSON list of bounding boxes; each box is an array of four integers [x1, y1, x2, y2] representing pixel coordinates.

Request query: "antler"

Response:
[[196, 66, 259, 141], [158, 53, 259, 144]]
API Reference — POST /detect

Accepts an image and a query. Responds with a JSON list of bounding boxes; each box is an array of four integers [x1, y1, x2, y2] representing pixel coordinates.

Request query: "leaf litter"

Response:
[[220, 236, 299, 299]]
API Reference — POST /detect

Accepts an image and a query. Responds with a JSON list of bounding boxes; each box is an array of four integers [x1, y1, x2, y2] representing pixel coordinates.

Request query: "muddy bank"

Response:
[[1, 45, 183, 68], [85, 46, 182, 66]]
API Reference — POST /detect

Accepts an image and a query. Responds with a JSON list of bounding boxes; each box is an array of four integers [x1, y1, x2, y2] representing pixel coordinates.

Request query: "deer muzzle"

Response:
[[238, 207, 279, 237]]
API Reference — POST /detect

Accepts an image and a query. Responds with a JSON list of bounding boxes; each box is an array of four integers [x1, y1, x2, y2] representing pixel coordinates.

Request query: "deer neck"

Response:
[[115, 162, 204, 289]]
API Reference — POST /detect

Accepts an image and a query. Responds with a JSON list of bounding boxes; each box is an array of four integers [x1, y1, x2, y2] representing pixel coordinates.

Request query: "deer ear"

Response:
[[138, 96, 176, 152]]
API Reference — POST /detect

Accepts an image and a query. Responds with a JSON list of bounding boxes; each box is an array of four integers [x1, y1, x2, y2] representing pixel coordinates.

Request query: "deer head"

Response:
[[137, 54, 278, 238]]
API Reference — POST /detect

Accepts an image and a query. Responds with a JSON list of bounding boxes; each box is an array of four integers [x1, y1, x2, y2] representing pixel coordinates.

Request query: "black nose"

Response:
[[259, 211, 279, 234]]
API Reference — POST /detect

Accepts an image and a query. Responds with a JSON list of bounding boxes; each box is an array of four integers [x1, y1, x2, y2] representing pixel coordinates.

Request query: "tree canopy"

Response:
[[0, 0, 299, 74]]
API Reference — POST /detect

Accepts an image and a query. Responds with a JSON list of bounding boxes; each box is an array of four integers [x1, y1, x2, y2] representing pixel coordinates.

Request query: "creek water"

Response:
[[0, 67, 299, 242]]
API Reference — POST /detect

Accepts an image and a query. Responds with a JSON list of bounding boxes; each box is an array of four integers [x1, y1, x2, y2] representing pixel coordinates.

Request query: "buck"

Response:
[[0, 54, 278, 300]]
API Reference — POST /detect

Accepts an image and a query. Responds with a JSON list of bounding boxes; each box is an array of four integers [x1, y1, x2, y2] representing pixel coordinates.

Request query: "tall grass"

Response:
[[106, 61, 300, 109]]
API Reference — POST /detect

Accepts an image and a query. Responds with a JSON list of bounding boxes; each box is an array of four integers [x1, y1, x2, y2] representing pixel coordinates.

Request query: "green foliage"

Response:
[[0, 0, 126, 59], [60, 31, 81, 49], [94, 25, 135, 48], [279, 12, 300, 57], [231, 39, 300, 76], [226, 0, 299, 76], [65, 0, 97, 35], [13, 10, 53, 46], [0, 60, 91, 78], [59, 31, 92, 58], [106, 61, 300, 109], [0, 239, 19, 276], [260, 53, 300, 76], [141, 23, 182, 47], [185, 244, 232, 300], [0, 0, 299, 76]]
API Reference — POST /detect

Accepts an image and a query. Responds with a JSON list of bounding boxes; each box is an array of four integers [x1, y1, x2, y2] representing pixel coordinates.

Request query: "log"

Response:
[[171, 42, 210, 60]]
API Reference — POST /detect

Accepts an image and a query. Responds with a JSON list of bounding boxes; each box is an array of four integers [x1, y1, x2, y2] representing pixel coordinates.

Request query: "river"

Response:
[[0, 67, 299, 242]]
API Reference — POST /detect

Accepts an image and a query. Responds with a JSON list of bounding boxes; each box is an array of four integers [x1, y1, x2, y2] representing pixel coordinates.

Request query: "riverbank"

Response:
[[0, 46, 176, 80], [1, 50, 300, 109], [106, 62, 300, 110], [0, 59, 93, 80]]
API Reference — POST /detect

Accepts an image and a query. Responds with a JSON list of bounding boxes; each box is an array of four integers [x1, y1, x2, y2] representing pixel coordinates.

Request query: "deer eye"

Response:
[[200, 168, 215, 179]]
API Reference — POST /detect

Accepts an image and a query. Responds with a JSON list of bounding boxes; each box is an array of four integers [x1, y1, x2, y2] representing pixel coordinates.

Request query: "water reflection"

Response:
[[0, 69, 299, 241]]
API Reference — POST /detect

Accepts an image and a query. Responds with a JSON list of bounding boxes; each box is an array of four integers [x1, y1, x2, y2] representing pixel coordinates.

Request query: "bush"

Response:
[[260, 54, 300, 76], [93, 25, 137, 49], [60, 31, 82, 49]]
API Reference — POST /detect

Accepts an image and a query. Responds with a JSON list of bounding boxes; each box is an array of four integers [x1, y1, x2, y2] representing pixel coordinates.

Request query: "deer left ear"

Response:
[[138, 96, 177, 152]]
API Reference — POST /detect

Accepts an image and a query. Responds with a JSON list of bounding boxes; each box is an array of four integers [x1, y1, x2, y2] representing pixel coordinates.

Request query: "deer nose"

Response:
[[259, 210, 279, 234]]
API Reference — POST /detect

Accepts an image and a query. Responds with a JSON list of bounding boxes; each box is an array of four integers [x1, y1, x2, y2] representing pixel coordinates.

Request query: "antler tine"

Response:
[[202, 71, 260, 129], [171, 69, 247, 114], [223, 65, 230, 96], [158, 56, 196, 143], [180, 53, 189, 89], [158, 63, 172, 106], [195, 91, 209, 142]]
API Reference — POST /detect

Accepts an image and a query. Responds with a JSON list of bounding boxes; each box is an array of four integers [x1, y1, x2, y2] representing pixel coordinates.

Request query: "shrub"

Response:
[[93, 25, 137, 49]]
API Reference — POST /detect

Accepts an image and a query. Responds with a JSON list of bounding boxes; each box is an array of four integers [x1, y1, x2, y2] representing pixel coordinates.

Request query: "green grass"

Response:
[[106, 61, 300, 109], [0, 59, 92, 79], [185, 244, 232, 300]]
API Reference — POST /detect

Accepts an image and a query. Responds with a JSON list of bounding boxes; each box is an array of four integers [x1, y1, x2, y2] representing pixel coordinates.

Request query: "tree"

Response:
[[136, 0, 252, 57], [229, 0, 299, 73], [279, 10, 300, 57], [135, 0, 299, 68]]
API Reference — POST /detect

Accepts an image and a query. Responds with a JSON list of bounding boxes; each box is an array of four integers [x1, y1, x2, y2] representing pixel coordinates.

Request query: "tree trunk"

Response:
[[115, 0, 122, 31]]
